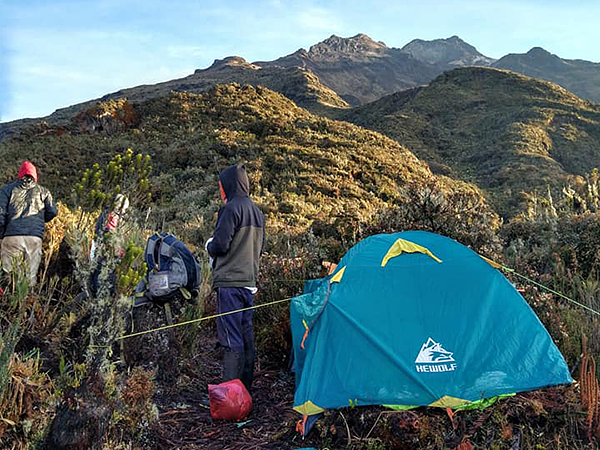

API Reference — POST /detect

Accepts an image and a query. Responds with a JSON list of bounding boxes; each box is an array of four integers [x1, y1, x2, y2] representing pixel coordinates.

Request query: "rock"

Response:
[[72, 99, 140, 134]]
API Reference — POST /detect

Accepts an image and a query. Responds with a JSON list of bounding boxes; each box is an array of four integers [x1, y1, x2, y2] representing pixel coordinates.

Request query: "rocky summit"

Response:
[[305, 33, 388, 59], [400, 35, 496, 69], [256, 33, 439, 106]]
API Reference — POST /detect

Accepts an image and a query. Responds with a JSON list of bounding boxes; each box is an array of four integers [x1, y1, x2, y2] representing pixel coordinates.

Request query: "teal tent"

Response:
[[290, 231, 572, 424]]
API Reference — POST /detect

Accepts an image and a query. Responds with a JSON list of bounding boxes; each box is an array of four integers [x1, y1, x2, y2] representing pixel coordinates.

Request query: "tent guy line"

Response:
[[111, 254, 600, 342], [495, 262, 600, 317], [114, 296, 293, 341]]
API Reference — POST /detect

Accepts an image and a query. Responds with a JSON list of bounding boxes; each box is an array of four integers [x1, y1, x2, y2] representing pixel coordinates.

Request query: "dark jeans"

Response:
[[216, 287, 255, 391], [216, 287, 254, 351]]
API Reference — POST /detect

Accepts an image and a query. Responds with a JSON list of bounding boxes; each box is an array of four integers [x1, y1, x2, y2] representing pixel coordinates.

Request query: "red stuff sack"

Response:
[[208, 379, 252, 421]]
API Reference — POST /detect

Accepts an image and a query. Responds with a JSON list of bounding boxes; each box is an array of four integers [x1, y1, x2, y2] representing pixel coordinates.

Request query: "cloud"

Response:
[[23, 65, 89, 82], [296, 6, 343, 32], [2, 24, 196, 120]]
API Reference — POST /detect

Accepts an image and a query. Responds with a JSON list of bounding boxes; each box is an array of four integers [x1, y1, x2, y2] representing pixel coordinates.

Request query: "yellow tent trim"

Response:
[[429, 396, 470, 408], [293, 400, 325, 415], [479, 254, 502, 269], [330, 266, 346, 283], [381, 238, 442, 267]]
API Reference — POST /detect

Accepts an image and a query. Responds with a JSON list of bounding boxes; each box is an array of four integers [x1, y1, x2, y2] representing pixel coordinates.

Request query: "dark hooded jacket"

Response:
[[207, 164, 265, 288], [0, 177, 58, 240]]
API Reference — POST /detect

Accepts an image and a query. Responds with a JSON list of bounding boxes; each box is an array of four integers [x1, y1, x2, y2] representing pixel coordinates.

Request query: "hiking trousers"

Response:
[[216, 287, 255, 391], [1, 235, 43, 285]]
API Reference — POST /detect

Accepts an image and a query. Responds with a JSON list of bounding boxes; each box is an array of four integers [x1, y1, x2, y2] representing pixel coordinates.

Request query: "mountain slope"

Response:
[[0, 83, 491, 249], [494, 47, 600, 104], [5, 33, 600, 150], [343, 66, 600, 215], [0, 58, 348, 141], [0, 34, 496, 139]]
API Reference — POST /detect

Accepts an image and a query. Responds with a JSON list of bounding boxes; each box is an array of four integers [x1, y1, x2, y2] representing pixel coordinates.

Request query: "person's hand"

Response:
[[205, 237, 214, 268], [204, 237, 213, 252]]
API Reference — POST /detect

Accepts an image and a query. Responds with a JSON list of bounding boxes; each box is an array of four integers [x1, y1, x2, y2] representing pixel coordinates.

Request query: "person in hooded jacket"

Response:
[[206, 164, 265, 393], [0, 161, 58, 284]]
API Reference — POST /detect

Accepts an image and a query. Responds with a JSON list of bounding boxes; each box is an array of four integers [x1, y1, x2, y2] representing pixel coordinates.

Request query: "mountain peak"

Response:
[[493, 46, 571, 77], [403, 35, 468, 48], [205, 56, 258, 71], [351, 33, 380, 42], [527, 47, 552, 57], [308, 33, 387, 57], [400, 36, 495, 67], [523, 47, 565, 65]]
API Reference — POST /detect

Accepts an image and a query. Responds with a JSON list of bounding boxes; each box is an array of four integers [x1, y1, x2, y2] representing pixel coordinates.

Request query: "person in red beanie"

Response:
[[0, 161, 57, 285]]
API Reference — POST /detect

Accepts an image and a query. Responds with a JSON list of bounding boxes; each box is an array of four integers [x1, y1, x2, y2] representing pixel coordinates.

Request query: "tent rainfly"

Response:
[[290, 231, 573, 434]]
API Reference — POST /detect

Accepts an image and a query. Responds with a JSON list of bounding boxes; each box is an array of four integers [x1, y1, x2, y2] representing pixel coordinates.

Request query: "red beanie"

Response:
[[18, 161, 38, 182]]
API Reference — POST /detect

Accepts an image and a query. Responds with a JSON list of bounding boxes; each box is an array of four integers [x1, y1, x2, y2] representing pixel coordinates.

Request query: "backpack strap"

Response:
[[152, 233, 164, 271], [164, 302, 174, 325]]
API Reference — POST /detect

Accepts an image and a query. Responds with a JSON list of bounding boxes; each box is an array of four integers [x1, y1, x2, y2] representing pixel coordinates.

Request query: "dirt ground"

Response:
[[143, 309, 309, 450]]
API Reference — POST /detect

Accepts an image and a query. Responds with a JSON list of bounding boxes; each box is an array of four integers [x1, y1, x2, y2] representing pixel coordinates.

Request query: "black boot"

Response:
[[240, 345, 255, 394], [222, 349, 243, 382]]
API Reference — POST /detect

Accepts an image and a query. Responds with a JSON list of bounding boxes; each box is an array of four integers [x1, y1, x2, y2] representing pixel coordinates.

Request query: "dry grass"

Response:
[[580, 335, 600, 443], [0, 352, 53, 449]]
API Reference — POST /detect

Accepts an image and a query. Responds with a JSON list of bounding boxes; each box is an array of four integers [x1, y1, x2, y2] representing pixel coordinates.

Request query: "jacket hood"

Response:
[[219, 164, 249, 200], [18, 161, 38, 182]]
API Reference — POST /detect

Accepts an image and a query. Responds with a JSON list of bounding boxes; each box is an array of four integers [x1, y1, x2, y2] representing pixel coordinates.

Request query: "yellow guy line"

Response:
[[482, 254, 600, 317], [116, 297, 292, 341], [117, 254, 600, 342]]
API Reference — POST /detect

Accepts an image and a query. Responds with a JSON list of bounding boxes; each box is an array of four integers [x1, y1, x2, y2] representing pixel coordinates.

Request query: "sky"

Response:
[[1, 0, 599, 122]]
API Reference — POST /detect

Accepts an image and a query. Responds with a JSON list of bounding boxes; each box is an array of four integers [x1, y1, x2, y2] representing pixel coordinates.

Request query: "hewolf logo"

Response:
[[415, 338, 457, 373]]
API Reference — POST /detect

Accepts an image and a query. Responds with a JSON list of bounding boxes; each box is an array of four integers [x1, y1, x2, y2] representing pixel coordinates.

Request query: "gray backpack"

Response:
[[143, 233, 202, 303]]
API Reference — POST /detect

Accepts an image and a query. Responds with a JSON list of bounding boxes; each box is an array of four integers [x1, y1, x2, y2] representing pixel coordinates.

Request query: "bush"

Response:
[[368, 177, 502, 256]]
